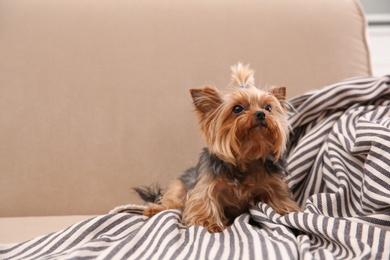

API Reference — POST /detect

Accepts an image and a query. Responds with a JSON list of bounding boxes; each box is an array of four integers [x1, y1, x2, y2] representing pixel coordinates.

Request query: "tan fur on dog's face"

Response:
[[190, 85, 289, 170]]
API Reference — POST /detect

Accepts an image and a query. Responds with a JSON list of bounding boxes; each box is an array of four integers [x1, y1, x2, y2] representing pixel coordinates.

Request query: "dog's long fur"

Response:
[[135, 63, 300, 232]]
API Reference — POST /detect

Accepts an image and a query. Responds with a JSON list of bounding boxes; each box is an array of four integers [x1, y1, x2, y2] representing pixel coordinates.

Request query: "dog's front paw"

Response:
[[273, 201, 300, 216], [184, 216, 226, 233], [204, 223, 226, 233], [284, 203, 301, 214]]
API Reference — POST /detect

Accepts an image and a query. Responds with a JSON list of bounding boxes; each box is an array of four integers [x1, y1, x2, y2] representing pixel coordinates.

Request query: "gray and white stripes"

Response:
[[1, 76, 390, 259], [288, 76, 390, 225]]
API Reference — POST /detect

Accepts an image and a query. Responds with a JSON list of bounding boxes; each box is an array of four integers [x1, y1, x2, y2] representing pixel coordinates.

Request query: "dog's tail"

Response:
[[229, 62, 255, 89], [133, 183, 162, 204]]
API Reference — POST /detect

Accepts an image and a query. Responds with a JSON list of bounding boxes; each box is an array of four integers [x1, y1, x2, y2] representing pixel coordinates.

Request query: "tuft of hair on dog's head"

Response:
[[190, 63, 290, 171], [228, 62, 255, 89]]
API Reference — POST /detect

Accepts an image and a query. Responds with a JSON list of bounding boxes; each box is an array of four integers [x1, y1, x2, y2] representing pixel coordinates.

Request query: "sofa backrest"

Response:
[[0, 0, 371, 216]]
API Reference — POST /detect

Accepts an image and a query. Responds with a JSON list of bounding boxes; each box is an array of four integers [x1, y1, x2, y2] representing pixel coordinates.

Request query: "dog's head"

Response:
[[190, 64, 289, 170]]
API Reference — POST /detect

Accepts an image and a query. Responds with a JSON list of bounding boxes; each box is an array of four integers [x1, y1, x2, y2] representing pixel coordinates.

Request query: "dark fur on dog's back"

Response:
[[180, 148, 288, 189], [136, 148, 289, 204]]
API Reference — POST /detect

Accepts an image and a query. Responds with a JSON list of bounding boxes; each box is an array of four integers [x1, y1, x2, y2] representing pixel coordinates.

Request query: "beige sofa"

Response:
[[0, 0, 371, 243]]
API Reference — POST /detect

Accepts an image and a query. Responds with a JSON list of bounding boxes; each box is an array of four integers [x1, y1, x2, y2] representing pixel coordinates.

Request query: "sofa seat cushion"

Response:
[[0, 215, 94, 244]]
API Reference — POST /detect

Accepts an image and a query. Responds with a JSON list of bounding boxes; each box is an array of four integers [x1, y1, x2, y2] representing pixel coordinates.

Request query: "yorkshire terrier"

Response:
[[135, 63, 300, 232]]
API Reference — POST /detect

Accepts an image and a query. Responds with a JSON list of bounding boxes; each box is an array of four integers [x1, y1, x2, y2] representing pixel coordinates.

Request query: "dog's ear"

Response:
[[190, 87, 222, 113], [270, 86, 286, 101]]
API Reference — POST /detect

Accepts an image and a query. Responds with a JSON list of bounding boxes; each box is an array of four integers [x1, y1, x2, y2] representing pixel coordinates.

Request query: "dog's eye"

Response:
[[265, 104, 272, 112], [232, 105, 244, 115]]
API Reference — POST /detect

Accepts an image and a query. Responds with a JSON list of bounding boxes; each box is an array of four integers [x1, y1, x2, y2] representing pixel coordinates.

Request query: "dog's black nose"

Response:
[[254, 111, 266, 121]]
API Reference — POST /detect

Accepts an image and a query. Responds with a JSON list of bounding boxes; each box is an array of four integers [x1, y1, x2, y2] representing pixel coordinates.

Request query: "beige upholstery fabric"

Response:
[[0, 0, 371, 217]]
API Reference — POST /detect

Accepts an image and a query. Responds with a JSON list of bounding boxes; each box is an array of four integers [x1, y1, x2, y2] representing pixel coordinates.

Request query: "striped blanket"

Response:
[[1, 76, 390, 259]]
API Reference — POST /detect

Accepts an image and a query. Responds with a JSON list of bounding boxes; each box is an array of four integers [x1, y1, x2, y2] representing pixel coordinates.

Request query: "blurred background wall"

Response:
[[360, 0, 390, 76]]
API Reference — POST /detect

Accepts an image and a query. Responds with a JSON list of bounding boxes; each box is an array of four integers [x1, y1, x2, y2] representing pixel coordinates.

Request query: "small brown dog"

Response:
[[135, 63, 300, 232]]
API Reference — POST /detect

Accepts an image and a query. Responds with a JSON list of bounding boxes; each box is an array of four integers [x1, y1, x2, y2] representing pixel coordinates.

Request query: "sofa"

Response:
[[2, 0, 385, 258]]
